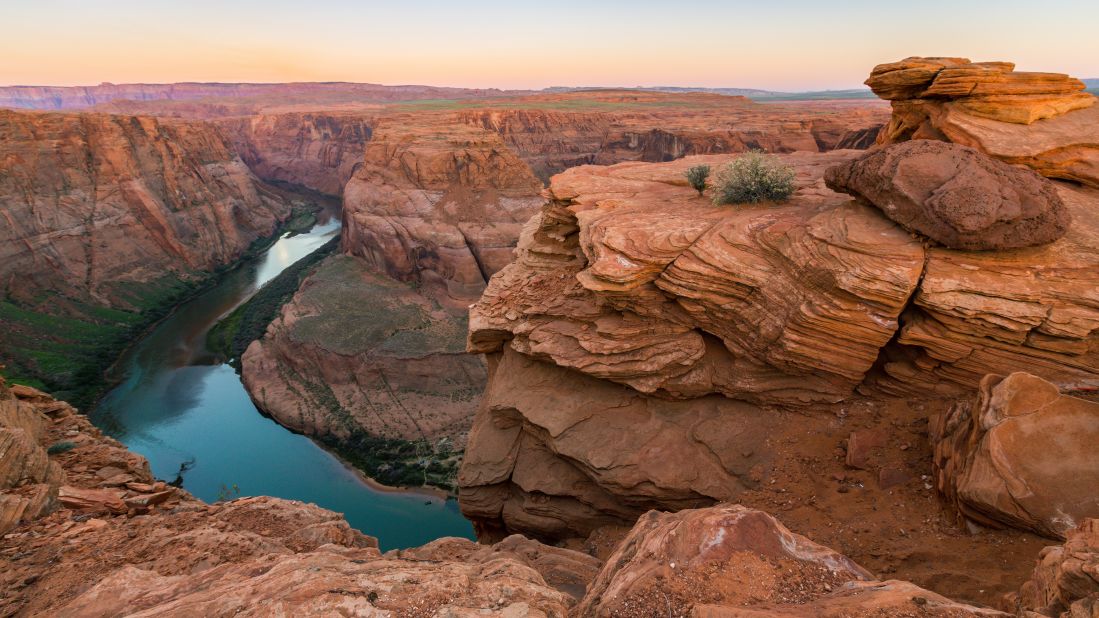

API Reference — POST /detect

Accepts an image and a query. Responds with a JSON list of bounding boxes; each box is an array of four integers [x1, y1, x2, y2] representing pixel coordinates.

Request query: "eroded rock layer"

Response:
[[869, 57, 1099, 187], [0, 109, 290, 307], [220, 111, 378, 196], [461, 150, 1099, 550], [341, 114, 546, 306]]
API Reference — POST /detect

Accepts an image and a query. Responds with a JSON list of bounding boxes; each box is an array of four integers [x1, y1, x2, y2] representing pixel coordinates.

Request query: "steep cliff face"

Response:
[[218, 112, 378, 196], [0, 109, 289, 306], [0, 109, 291, 399], [341, 114, 546, 306]]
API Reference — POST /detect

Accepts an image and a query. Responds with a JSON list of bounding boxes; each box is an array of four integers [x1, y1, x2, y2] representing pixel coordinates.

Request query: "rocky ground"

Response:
[[4, 374, 1095, 616]]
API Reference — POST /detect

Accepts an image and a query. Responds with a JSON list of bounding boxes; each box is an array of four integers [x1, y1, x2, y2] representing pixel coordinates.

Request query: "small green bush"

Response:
[[685, 164, 711, 196], [712, 151, 796, 205], [47, 441, 77, 455]]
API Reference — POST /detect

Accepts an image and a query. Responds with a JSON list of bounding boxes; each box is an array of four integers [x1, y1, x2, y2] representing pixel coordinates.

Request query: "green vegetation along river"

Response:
[[90, 203, 475, 550]]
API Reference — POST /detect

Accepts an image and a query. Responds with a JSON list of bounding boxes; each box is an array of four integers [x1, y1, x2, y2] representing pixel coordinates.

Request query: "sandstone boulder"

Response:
[[575, 504, 1005, 617], [932, 373, 1099, 539], [826, 140, 1070, 250], [1012, 519, 1099, 617], [866, 56, 973, 100]]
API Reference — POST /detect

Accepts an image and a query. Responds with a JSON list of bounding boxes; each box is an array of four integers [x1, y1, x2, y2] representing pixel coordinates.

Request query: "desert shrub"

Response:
[[685, 164, 711, 196], [46, 441, 77, 455], [712, 151, 796, 205]]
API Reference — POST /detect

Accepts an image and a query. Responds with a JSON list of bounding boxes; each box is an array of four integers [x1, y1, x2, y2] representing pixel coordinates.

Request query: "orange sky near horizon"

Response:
[[3, 1, 1098, 90]]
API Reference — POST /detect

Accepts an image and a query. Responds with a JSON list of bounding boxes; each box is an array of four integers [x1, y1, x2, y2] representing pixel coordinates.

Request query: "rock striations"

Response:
[[460, 131, 1099, 544], [869, 57, 1099, 187], [0, 109, 290, 307]]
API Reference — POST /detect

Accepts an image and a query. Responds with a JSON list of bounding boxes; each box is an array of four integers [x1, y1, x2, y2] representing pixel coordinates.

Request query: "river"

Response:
[[91, 202, 475, 551]]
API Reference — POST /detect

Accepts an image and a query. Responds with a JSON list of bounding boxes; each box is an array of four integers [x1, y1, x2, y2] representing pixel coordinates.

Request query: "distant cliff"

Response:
[[0, 108, 292, 403]]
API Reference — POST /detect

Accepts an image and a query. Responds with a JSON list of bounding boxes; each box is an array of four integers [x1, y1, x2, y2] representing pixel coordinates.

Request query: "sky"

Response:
[[2, 0, 1098, 91]]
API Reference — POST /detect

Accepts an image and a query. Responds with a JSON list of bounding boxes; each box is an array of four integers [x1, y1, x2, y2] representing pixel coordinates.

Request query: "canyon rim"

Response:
[[3, 2, 1099, 615]]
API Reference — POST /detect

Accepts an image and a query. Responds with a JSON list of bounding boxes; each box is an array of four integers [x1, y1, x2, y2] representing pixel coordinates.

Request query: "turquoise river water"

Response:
[[91, 206, 475, 550]]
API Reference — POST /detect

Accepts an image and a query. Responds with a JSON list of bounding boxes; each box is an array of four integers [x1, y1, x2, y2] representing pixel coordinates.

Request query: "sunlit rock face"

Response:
[[0, 108, 290, 308], [869, 56, 1099, 187], [460, 146, 1099, 542]]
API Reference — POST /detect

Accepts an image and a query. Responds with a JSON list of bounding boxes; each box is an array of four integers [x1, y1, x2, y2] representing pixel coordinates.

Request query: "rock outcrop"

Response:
[[826, 140, 1071, 250], [341, 114, 546, 306], [576, 504, 1006, 617], [869, 57, 1099, 187], [460, 144, 1098, 602], [1011, 519, 1099, 617], [0, 109, 290, 307], [931, 373, 1099, 539]]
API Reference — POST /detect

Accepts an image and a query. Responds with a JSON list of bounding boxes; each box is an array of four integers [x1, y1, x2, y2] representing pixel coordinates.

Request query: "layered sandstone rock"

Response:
[[461, 150, 1099, 551], [576, 504, 1006, 617], [219, 111, 378, 196], [467, 151, 925, 406], [867, 57, 1094, 124], [341, 114, 546, 305], [0, 109, 290, 308], [1011, 519, 1099, 617], [826, 140, 1070, 250], [870, 181, 1099, 397], [931, 373, 1099, 539], [869, 57, 1099, 187]]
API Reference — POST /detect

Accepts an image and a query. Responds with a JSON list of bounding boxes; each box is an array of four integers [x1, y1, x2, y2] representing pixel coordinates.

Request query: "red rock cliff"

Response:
[[0, 109, 290, 308]]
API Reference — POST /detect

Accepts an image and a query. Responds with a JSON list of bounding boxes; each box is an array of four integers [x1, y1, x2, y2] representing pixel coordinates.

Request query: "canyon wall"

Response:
[[0, 109, 290, 307], [0, 108, 292, 401], [218, 112, 378, 196]]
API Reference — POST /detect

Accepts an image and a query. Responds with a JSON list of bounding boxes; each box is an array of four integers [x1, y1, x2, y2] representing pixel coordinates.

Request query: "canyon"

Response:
[[0, 108, 298, 405], [3, 57, 1098, 617], [231, 90, 890, 491]]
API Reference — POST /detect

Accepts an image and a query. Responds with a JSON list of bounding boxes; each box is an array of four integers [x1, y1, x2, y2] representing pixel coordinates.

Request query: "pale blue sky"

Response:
[[2, 0, 1097, 89]]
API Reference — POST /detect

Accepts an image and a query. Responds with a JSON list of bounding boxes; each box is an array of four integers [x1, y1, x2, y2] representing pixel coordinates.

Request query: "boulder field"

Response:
[[6, 373, 1080, 616]]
